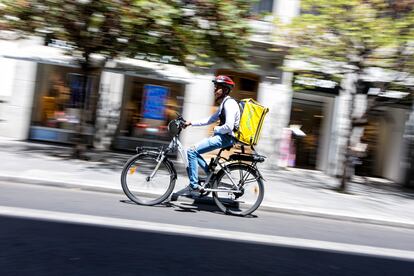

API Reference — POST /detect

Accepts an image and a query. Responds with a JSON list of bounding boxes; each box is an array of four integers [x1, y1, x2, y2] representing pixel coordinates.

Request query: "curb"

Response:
[[1, 174, 414, 230], [257, 205, 414, 230], [0, 175, 124, 195]]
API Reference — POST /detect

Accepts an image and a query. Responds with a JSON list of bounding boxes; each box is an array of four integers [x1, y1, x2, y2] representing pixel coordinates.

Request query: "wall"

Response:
[[382, 108, 409, 182], [0, 59, 37, 139], [274, 0, 301, 24], [0, 42, 16, 98], [181, 75, 215, 148], [257, 73, 293, 169]]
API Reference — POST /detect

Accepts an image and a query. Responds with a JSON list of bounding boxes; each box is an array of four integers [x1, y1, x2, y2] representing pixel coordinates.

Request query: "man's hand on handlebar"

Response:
[[183, 121, 192, 128]]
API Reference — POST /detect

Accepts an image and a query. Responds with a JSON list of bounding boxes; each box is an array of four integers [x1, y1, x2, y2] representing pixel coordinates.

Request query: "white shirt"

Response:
[[192, 96, 240, 136]]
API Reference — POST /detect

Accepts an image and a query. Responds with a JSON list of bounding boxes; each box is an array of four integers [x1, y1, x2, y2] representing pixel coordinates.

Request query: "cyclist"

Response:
[[184, 75, 240, 194]]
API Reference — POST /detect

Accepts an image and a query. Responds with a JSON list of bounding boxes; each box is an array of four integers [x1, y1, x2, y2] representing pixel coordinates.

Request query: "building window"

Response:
[[288, 99, 324, 169], [31, 64, 99, 133], [118, 76, 185, 142], [251, 0, 274, 15], [239, 78, 258, 93]]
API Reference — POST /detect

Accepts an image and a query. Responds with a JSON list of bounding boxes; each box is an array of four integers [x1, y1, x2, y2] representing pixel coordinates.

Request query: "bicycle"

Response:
[[121, 114, 266, 216]]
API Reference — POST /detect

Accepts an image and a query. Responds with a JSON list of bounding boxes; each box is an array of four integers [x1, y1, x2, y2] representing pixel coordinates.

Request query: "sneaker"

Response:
[[191, 185, 205, 194], [171, 185, 203, 200], [171, 186, 191, 201]]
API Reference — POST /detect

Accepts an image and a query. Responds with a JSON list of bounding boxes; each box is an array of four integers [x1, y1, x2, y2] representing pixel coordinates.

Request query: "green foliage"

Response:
[[123, 0, 252, 68], [286, 0, 414, 73], [1, 0, 252, 69], [292, 70, 341, 92], [1, 0, 126, 61]]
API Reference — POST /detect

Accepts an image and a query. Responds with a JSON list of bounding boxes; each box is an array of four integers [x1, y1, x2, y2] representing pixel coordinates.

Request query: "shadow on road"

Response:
[[1, 216, 413, 275], [119, 198, 257, 217]]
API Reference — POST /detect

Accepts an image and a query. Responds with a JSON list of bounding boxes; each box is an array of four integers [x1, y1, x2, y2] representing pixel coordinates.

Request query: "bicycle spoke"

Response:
[[218, 182, 236, 189], [242, 178, 259, 185], [213, 163, 264, 216], [121, 153, 175, 206]]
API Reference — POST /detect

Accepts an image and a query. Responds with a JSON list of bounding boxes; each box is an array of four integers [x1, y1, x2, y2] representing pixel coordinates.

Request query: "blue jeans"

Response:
[[187, 134, 235, 188]]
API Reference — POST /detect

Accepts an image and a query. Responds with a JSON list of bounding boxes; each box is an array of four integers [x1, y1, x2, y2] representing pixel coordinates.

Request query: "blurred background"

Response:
[[0, 0, 413, 190]]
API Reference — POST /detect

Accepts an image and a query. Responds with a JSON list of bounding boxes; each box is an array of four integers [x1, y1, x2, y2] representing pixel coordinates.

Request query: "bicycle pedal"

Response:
[[170, 193, 179, 201]]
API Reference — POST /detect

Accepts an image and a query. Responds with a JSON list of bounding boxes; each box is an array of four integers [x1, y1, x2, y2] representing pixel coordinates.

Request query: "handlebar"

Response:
[[168, 113, 187, 137], [175, 112, 186, 127]]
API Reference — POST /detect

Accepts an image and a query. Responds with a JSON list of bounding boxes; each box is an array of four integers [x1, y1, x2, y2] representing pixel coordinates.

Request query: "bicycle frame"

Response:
[[141, 134, 241, 193], [123, 115, 265, 216], [169, 136, 189, 168]]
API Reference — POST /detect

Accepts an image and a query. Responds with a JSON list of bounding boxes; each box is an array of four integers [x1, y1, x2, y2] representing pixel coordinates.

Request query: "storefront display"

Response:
[[114, 75, 185, 150], [29, 63, 100, 144], [288, 99, 324, 169]]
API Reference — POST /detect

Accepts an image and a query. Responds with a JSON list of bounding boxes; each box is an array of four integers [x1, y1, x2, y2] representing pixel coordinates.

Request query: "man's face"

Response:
[[214, 84, 225, 102]]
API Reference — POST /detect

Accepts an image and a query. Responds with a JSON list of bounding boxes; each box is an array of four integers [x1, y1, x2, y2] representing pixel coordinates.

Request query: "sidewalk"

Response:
[[1, 138, 414, 228]]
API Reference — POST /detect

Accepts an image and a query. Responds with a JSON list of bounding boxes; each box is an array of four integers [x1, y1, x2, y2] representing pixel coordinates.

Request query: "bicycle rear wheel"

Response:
[[121, 152, 175, 205], [213, 163, 264, 216]]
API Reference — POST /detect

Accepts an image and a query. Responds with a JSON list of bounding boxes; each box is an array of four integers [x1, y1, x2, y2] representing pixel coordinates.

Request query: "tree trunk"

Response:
[[338, 70, 363, 192], [338, 89, 356, 192]]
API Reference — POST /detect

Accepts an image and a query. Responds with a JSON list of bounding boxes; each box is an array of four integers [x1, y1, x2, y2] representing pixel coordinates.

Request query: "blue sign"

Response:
[[142, 85, 169, 120]]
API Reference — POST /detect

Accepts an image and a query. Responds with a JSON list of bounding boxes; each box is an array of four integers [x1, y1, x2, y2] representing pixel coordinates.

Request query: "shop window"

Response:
[[31, 64, 99, 134], [354, 115, 386, 177], [251, 0, 274, 15], [288, 100, 324, 169], [118, 76, 185, 142]]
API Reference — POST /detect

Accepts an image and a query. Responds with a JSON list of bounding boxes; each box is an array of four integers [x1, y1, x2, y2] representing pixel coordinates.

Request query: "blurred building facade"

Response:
[[0, 0, 411, 184]]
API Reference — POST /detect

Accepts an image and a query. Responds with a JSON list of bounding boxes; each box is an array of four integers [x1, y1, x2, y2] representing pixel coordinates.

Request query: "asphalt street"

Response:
[[1, 180, 414, 275]]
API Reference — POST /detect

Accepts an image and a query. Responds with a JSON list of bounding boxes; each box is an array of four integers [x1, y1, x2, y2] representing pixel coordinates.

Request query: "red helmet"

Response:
[[212, 75, 235, 90]]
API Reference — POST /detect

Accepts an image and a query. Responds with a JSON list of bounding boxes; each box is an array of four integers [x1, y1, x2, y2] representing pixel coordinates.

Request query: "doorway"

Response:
[[288, 99, 324, 169]]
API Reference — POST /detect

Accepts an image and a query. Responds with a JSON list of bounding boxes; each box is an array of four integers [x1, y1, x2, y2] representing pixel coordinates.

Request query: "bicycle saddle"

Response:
[[223, 145, 233, 151]]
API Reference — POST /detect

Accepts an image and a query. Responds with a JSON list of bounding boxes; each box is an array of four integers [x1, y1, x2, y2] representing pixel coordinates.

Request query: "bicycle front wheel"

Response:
[[213, 163, 264, 216], [121, 152, 175, 206]]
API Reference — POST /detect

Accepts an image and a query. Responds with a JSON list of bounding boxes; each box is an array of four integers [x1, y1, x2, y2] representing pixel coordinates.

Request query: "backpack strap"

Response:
[[218, 96, 232, 125], [219, 97, 239, 132]]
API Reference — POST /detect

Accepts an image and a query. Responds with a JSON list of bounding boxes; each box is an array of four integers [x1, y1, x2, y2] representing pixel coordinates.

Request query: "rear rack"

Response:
[[229, 153, 266, 163]]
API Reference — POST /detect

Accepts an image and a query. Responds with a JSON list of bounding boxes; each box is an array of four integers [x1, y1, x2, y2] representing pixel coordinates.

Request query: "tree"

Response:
[[1, 0, 252, 157], [121, 0, 252, 69], [284, 0, 414, 191]]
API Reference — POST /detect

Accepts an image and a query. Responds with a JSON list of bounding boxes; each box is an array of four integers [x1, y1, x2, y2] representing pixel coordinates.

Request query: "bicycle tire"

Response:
[[213, 163, 264, 216], [121, 152, 176, 205]]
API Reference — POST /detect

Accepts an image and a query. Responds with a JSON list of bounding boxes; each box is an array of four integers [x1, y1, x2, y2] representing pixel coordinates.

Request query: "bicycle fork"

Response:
[[147, 152, 165, 181]]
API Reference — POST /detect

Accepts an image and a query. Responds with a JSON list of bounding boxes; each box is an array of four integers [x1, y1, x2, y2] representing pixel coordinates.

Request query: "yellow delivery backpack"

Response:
[[235, 98, 269, 146]]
